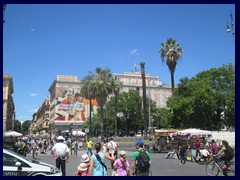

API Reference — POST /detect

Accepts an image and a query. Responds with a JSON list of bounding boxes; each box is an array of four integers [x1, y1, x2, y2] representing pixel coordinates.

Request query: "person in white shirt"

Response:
[[107, 137, 118, 169], [200, 147, 210, 162], [51, 136, 70, 176]]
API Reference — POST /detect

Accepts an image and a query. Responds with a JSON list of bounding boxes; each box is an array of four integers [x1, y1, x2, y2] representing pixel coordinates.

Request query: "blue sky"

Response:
[[3, 4, 235, 122]]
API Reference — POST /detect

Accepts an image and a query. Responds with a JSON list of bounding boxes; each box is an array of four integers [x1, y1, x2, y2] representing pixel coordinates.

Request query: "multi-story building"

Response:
[[3, 74, 15, 132], [45, 72, 171, 137], [36, 97, 50, 136], [28, 98, 50, 138], [28, 113, 37, 136], [114, 72, 172, 108], [48, 75, 98, 137]]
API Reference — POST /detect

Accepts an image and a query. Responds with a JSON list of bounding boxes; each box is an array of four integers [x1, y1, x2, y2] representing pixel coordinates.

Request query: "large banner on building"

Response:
[[54, 89, 99, 122], [55, 89, 87, 122]]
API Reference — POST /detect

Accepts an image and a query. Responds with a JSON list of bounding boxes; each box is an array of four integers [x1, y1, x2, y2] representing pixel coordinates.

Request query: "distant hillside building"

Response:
[[3, 74, 15, 132]]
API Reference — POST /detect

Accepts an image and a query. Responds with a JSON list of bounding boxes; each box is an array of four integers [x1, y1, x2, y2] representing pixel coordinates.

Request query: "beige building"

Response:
[[28, 98, 50, 138], [37, 72, 171, 137], [48, 75, 98, 136], [3, 74, 15, 133], [114, 72, 172, 108]]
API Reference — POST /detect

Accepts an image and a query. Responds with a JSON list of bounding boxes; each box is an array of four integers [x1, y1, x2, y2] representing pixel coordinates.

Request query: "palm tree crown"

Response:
[[159, 38, 183, 92]]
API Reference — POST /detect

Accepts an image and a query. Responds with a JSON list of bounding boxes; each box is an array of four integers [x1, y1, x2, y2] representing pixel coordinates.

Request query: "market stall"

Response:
[[169, 128, 213, 161], [152, 129, 180, 152]]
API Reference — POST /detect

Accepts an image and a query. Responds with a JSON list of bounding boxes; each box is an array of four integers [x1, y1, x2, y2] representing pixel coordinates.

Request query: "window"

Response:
[[3, 153, 31, 168]]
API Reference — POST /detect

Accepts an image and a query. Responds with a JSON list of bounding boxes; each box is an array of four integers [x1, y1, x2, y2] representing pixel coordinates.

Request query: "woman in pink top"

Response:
[[113, 150, 130, 176]]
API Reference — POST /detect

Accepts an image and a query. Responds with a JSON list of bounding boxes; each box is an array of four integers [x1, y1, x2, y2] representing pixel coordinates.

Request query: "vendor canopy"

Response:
[[169, 128, 212, 138], [4, 131, 23, 137], [72, 130, 86, 136]]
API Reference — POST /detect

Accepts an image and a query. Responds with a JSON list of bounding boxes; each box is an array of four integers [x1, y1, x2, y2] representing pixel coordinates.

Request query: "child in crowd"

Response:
[[75, 163, 88, 176]]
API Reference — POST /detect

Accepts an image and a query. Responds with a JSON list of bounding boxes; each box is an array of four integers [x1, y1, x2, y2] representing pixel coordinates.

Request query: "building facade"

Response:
[[114, 72, 172, 108], [3, 74, 15, 132], [48, 75, 98, 137]]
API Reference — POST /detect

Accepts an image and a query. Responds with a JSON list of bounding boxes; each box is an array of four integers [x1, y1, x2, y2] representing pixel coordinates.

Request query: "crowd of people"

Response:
[[48, 136, 152, 176], [14, 135, 234, 176], [165, 138, 234, 176]]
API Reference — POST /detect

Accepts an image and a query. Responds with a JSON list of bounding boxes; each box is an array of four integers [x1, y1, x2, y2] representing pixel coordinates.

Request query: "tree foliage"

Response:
[[21, 120, 31, 135], [159, 38, 184, 91], [167, 63, 235, 130], [14, 120, 21, 133]]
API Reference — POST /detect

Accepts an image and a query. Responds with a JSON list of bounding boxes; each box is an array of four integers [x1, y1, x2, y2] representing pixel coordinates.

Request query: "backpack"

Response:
[[225, 146, 234, 160], [137, 149, 150, 172]]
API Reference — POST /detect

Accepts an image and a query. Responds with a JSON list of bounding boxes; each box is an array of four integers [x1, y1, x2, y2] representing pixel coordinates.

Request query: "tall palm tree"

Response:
[[92, 67, 113, 141], [159, 38, 183, 92], [111, 76, 123, 136], [80, 72, 95, 137]]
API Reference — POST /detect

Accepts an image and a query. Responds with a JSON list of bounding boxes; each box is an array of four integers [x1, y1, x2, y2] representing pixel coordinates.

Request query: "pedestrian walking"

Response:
[[113, 150, 130, 176], [107, 137, 118, 169], [51, 136, 70, 176], [194, 139, 201, 161], [88, 142, 115, 176], [86, 138, 93, 156], [131, 140, 152, 176], [31, 139, 38, 159], [179, 143, 187, 165], [43, 139, 48, 154]]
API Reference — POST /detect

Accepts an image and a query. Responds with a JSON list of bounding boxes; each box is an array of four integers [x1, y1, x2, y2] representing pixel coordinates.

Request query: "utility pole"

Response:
[[3, 4, 6, 24], [226, 13, 235, 44], [140, 62, 148, 140]]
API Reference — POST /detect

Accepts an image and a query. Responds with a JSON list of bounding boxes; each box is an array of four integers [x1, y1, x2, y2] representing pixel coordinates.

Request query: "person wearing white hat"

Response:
[[51, 136, 70, 176], [75, 163, 88, 176], [113, 150, 130, 176]]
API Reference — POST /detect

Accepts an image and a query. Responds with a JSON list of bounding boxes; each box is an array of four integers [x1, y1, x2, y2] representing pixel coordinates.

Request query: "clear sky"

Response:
[[3, 4, 235, 122]]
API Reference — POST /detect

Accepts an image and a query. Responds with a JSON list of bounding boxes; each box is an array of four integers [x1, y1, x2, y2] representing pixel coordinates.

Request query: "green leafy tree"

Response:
[[80, 72, 96, 137], [159, 38, 184, 92], [91, 67, 113, 140], [167, 63, 235, 130], [14, 120, 21, 133], [104, 90, 143, 136], [21, 120, 31, 135]]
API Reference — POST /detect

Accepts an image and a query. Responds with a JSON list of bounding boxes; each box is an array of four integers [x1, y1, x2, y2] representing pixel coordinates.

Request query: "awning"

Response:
[[4, 131, 23, 137], [170, 128, 212, 138], [72, 130, 86, 136]]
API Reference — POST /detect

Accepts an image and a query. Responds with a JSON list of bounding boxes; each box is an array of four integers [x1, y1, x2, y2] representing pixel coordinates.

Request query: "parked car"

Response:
[[3, 149, 62, 176]]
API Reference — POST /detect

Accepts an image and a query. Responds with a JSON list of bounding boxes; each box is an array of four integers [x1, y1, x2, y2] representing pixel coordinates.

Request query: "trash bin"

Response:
[[144, 144, 150, 152]]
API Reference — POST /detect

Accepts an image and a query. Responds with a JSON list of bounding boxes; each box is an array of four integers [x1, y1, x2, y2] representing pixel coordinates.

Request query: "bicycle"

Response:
[[205, 155, 235, 176]]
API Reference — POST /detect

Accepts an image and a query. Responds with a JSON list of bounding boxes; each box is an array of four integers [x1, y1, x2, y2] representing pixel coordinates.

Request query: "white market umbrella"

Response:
[[72, 130, 86, 136], [4, 131, 23, 137]]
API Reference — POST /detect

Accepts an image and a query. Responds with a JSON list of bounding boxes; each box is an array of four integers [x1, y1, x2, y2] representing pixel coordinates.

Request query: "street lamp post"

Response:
[[226, 13, 235, 43], [3, 4, 6, 24]]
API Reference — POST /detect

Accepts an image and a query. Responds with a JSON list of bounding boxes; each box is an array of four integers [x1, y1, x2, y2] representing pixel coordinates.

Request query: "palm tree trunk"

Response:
[[171, 71, 175, 92], [100, 106, 104, 141], [89, 99, 92, 137]]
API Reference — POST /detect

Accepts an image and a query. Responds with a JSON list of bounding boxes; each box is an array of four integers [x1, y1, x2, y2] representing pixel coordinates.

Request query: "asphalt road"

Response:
[[26, 148, 235, 176]]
